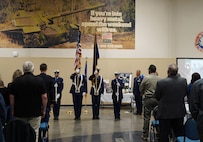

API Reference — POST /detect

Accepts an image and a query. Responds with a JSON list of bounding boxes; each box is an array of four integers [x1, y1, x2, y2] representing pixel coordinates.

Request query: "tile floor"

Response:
[[48, 105, 146, 142]]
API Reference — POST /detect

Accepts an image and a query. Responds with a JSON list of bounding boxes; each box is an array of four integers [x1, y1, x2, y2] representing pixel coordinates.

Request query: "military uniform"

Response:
[[133, 75, 144, 115], [70, 72, 87, 120], [111, 74, 124, 120], [89, 72, 104, 119], [53, 70, 64, 120]]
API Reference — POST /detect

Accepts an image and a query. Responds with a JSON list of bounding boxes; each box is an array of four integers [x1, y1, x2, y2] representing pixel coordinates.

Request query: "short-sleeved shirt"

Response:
[[10, 72, 46, 117]]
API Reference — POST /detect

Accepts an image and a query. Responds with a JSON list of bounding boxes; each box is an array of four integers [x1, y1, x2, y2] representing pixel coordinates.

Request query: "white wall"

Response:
[[0, 0, 202, 58], [173, 0, 203, 57]]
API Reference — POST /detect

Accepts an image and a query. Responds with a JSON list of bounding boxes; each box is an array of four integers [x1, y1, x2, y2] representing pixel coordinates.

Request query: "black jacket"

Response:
[[189, 79, 203, 132]]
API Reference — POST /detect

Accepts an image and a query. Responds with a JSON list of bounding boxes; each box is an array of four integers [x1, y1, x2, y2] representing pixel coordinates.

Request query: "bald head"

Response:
[[168, 64, 178, 76]]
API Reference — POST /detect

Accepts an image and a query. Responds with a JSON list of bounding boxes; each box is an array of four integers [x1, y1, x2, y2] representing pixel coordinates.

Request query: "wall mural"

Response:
[[0, 0, 135, 49]]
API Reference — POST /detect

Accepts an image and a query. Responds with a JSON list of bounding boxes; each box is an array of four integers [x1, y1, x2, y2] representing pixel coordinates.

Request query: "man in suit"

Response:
[[154, 64, 187, 142], [70, 67, 87, 120], [89, 68, 104, 119], [111, 72, 124, 120], [53, 70, 64, 120], [38, 63, 54, 123], [139, 64, 161, 141]]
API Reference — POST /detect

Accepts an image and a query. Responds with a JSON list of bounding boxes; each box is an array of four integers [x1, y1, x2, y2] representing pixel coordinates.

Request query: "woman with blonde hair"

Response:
[[7, 69, 22, 121]]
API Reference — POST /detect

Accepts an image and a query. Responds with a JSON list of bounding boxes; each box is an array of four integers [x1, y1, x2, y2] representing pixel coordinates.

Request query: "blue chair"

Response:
[[176, 118, 200, 142], [150, 120, 160, 142]]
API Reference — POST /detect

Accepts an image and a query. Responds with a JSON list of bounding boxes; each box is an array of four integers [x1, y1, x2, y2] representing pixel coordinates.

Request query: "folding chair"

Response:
[[150, 106, 160, 142], [150, 119, 160, 142], [176, 118, 200, 142]]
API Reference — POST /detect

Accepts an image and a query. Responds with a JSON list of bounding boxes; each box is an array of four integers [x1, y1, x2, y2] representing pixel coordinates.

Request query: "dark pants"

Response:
[[113, 98, 122, 119], [0, 119, 5, 142], [159, 118, 184, 142], [198, 130, 203, 142], [134, 94, 142, 114], [72, 94, 83, 119], [53, 98, 61, 118], [6, 106, 12, 122], [92, 95, 101, 118]]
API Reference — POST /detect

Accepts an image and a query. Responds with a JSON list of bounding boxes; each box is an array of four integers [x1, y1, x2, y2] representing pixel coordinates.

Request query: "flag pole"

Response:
[[84, 95, 88, 114], [84, 57, 88, 114]]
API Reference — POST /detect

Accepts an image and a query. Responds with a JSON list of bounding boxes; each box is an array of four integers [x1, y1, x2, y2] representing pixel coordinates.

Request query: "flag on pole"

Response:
[[74, 31, 82, 70], [92, 34, 100, 74]]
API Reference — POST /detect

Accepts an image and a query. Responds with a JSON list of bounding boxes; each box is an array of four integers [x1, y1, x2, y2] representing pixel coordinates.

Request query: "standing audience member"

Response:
[[189, 77, 203, 141], [111, 72, 124, 120], [7, 69, 23, 92], [53, 70, 64, 120], [0, 80, 9, 123], [89, 68, 104, 119], [133, 70, 144, 115], [7, 69, 22, 122], [0, 93, 6, 142], [139, 64, 161, 141], [154, 64, 187, 142], [187, 72, 201, 98], [10, 61, 47, 142], [70, 67, 87, 120], [0, 80, 9, 109], [38, 63, 54, 123]]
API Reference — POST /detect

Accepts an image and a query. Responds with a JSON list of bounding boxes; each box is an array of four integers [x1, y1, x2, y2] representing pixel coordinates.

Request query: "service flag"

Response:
[[92, 34, 100, 74], [74, 31, 82, 70]]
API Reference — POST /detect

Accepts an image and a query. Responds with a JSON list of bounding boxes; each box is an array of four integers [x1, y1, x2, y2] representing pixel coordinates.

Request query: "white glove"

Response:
[[54, 83, 58, 87], [94, 70, 98, 75], [117, 82, 120, 86], [82, 92, 86, 96], [56, 93, 60, 99], [76, 68, 80, 74]]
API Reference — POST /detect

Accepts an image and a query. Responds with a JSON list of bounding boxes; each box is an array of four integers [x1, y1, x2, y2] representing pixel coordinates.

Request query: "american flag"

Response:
[[74, 31, 82, 70]]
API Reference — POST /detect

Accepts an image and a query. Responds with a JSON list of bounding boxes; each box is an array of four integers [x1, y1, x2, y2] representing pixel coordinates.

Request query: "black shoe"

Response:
[[92, 117, 96, 120], [115, 117, 120, 120], [134, 112, 142, 115], [141, 135, 148, 141], [96, 117, 100, 119], [54, 117, 58, 120]]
